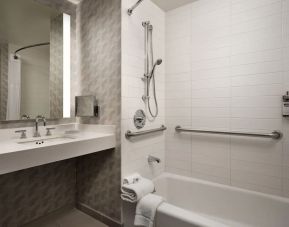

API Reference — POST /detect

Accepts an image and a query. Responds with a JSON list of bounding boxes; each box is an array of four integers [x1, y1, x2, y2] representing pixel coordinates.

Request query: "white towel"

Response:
[[121, 178, 155, 203], [134, 194, 164, 227], [123, 173, 141, 185]]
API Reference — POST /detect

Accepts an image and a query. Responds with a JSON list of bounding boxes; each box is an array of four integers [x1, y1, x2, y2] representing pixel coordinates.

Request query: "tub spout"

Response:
[[148, 155, 161, 164]]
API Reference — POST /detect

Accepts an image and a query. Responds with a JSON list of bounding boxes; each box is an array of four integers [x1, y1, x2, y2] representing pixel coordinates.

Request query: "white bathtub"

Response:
[[153, 173, 289, 227]]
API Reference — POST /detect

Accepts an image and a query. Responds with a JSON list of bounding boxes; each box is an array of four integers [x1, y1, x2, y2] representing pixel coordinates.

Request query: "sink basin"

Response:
[[17, 135, 76, 145]]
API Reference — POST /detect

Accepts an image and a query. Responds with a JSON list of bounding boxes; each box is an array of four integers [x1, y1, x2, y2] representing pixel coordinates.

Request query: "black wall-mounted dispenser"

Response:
[[283, 91, 289, 117]]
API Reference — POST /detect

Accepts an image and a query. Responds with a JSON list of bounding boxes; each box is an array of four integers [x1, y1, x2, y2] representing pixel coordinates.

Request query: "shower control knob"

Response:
[[134, 110, 146, 129], [135, 117, 144, 122]]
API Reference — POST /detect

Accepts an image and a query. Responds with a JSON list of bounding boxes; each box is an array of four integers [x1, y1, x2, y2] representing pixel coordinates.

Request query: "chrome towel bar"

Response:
[[175, 126, 282, 140], [126, 125, 167, 139]]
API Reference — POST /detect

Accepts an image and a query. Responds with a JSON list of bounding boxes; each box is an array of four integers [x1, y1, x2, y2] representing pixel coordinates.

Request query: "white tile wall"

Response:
[[121, 0, 166, 179], [165, 0, 289, 197]]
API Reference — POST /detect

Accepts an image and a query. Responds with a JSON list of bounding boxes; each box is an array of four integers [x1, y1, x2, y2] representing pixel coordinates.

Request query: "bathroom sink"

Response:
[[0, 123, 116, 175], [17, 135, 76, 145]]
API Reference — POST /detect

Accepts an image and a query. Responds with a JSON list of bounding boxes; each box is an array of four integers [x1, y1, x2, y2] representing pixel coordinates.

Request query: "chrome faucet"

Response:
[[34, 115, 46, 137], [148, 155, 161, 164]]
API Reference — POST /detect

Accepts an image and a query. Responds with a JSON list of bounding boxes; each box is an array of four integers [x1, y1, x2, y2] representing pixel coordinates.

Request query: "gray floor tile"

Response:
[[23, 208, 108, 227]]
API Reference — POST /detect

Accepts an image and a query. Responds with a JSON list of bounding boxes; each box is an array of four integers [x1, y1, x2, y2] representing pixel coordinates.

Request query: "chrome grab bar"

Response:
[[175, 126, 283, 140], [126, 125, 166, 139]]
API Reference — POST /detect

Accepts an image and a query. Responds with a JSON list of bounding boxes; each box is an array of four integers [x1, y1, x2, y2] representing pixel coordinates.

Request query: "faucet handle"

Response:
[[46, 128, 56, 136], [15, 130, 27, 139]]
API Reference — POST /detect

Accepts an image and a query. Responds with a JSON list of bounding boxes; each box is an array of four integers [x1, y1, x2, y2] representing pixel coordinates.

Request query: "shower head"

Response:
[[150, 59, 162, 77], [152, 59, 162, 70], [155, 59, 162, 65], [128, 0, 145, 16]]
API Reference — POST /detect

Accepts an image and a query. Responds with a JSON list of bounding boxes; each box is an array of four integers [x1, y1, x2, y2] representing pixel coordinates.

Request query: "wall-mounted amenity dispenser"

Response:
[[75, 95, 99, 117], [283, 92, 289, 117]]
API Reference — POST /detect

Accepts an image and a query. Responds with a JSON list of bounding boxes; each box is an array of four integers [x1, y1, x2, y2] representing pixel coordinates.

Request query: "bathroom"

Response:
[[0, 0, 288, 226]]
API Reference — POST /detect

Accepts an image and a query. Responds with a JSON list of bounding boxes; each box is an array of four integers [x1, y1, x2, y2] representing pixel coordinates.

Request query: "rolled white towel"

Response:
[[122, 173, 141, 185], [134, 194, 164, 227], [121, 178, 155, 203]]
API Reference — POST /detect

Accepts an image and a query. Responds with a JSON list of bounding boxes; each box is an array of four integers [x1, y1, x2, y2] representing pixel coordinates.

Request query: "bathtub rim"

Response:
[[153, 172, 289, 204], [156, 202, 230, 227]]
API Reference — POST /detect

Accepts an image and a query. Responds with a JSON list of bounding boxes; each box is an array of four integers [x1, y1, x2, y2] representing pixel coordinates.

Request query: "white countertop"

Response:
[[0, 123, 116, 175]]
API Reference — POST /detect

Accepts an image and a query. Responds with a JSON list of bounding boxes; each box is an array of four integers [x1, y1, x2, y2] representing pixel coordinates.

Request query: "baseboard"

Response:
[[76, 203, 122, 227]]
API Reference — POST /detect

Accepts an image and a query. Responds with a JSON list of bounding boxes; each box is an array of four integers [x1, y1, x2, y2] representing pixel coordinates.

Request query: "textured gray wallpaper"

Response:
[[0, 159, 76, 226], [76, 0, 122, 223], [49, 14, 64, 119], [0, 43, 8, 120]]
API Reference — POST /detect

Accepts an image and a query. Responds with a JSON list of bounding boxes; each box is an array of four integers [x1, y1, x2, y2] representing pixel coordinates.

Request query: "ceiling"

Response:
[[151, 0, 198, 11], [66, 0, 198, 11]]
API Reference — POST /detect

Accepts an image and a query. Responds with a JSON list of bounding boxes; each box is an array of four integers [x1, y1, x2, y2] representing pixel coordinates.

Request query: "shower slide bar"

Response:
[[125, 125, 167, 139], [175, 126, 283, 140]]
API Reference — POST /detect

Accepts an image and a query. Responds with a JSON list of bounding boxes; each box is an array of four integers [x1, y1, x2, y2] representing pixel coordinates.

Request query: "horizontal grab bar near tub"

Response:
[[175, 126, 283, 140], [125, 125, 167, 139]]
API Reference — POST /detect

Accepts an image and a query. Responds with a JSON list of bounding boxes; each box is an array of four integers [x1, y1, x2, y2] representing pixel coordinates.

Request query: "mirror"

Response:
[[0, 0, 71, 121]]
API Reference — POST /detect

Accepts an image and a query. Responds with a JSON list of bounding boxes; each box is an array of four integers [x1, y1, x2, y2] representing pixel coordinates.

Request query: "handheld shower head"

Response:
[[155, 59, 162, 65], [149, 58, 163, 78], [150, 59, 162, 76]]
